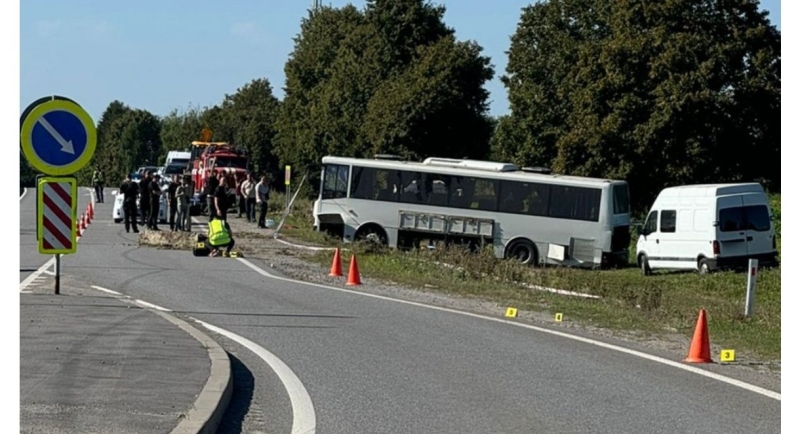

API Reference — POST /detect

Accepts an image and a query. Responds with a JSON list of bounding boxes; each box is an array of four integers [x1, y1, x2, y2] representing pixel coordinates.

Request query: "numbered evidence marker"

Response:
[[505, 307, 518, 318], [20, 97, 97, 176], [720, 349, 736, 363], [554, 313, 563, 322]]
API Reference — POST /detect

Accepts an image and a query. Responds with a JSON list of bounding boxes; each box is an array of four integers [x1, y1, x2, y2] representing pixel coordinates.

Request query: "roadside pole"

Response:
[[744, 259, 758, 317], [274, 172, 307, 239]]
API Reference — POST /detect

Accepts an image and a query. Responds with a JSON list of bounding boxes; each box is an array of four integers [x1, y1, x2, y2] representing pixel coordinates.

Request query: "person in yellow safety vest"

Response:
[[207, 218, 235, 257]]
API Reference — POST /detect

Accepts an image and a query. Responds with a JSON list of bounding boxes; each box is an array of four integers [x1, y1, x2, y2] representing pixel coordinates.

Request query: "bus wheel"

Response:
[[506, 239, 538, 266], [355, 224, 388, 245]]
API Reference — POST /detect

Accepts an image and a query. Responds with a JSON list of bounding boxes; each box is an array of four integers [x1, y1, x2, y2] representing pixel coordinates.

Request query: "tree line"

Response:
[[20, 0, 780, 213]]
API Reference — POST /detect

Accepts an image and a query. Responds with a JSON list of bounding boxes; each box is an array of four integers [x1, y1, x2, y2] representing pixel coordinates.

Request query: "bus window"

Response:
[[424, 173, 450, 206], [322, 164, 349, 199], [471, 178, 498, 211], [613, 184, 630, 215], [400, 171, 424, 204], [499, 181, 528, 214], [351, 166, 398, 201], [450, 176, 474, 209], [548, 185, 601, 222]]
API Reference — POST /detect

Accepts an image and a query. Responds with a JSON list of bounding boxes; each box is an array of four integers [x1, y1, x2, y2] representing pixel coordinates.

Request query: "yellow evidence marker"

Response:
[[720, 350, 736, 363], [554, 313, 563, 322], [505, 307, 518, 318]]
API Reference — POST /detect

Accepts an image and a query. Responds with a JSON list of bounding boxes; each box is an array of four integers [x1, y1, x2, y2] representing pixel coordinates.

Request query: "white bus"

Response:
[[312, 155, 632, 268]]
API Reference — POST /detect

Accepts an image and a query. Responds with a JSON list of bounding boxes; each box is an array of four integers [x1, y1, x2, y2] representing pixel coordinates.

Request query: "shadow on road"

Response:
[[217, 352, 254, 434]]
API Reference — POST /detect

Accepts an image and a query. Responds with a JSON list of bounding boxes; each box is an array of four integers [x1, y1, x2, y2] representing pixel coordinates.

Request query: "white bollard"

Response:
[[744, 259, 758, 317]]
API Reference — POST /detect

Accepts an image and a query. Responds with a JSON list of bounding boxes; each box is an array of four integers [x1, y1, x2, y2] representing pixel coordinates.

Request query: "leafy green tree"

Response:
[[276, 0, 494, 182], [499, 0, 780, 210], [160, 106, 203, 162], [220, 78, 282, 178], [101, 109, 162, 183]]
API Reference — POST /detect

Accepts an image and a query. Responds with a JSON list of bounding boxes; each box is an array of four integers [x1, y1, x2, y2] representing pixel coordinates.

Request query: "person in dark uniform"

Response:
[[148, 174, 162, 230], [119, 175, 139, 233], [214, 172, 229, 221], [167, 175, 179, 231], [139, 171, 152, 226], [205, 172, 219, 221]]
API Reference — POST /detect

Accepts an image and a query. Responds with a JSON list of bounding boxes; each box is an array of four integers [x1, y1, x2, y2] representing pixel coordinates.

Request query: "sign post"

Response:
[[744, 259, 758, 318], [285, 165, 291, 210], [20, 96, 96, 295]]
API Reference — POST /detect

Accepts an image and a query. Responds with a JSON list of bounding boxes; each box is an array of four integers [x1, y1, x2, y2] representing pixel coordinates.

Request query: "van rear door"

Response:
[[741, 194, 774, 255], [716, 196, 748, 258]]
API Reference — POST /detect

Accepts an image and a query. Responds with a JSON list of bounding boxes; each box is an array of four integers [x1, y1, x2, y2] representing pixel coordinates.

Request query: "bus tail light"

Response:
[[712, 240, 720, 256]]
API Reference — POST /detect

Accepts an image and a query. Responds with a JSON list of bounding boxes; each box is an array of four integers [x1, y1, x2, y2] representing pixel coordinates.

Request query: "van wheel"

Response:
[[506, 239, 538, 266], [698, 258, 711, 275], [639, 254, 652, 276]]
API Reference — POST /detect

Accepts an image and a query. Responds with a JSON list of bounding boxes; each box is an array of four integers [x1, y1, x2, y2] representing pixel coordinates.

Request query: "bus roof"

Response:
[[321, 156, 625, 187]]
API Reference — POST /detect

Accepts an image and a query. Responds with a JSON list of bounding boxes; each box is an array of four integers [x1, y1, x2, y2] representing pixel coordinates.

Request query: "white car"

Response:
[[112, 189, 168, 224]]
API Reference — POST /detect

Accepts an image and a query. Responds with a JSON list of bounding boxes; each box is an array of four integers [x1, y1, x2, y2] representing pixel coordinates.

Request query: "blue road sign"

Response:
[[21, 97, 97, 176]]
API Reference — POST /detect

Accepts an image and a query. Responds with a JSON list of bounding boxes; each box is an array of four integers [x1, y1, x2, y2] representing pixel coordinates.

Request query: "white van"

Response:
[[636, 183, 778, 275], [166, 150, 191, 168]]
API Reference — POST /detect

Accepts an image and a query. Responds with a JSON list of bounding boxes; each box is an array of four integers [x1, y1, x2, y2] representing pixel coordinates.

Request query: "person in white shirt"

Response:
[[241, 173, 257, 223], [255, 175, 270, 228]]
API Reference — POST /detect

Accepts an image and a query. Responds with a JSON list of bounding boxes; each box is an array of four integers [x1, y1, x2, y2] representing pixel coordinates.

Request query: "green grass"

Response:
[[269, 193, 782, 362]]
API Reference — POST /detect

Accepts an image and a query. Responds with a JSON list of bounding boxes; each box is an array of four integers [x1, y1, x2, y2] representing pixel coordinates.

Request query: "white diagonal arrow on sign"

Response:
[[37, 115, 75, 154]]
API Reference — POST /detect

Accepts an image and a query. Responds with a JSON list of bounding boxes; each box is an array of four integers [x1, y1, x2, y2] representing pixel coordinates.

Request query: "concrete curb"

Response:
[[143, 308, 233, 434]]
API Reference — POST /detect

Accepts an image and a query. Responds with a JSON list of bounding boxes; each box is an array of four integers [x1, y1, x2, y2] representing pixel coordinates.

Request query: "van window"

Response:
[[720, 205, 771, 232], [644, 211, 658, 235], [660, 210, 676, 233], [744, 205, 771, 232]]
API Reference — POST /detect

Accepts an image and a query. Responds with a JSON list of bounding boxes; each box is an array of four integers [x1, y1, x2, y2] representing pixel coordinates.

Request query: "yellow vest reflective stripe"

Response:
[[208, 219, 230, 245]]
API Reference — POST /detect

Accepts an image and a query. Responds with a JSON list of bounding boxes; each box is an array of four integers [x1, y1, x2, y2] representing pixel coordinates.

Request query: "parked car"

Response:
[[636, 183, 778, 275]]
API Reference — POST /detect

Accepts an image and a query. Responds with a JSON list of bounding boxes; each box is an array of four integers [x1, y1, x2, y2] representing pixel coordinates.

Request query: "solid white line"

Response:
[[235, 257, 781, 402], [193, 318, 317, 434], [20, 187, 27, 201], [90, 285, 122, 296], [134, 299, 172, 312]]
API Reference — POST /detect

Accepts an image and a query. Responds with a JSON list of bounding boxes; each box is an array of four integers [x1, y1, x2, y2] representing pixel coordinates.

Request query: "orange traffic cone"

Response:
[[684, 309, 713, 363], [89, 202, 94, 219], [329, 248, 343, 277], [346, 254, 362, 286], [85, 206, 92, 224], [79, 214, 86, 233]]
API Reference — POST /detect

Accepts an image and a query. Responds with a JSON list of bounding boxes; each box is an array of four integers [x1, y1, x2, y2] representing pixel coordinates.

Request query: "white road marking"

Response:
[[236, 257, 781, 402], [134, 299, 172, 312], [90, 285, 122, 296], [84, 281, 317, 434], [20, 256, 55, 292], [193, 318, 317, 434]]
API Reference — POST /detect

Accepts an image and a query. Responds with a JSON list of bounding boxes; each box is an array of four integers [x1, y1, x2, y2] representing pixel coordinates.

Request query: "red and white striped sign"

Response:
[[40, 180, 75, 252]]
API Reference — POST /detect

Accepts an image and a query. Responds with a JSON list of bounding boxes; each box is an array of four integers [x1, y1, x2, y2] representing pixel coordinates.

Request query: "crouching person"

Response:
[[207, 218, 235, 257]]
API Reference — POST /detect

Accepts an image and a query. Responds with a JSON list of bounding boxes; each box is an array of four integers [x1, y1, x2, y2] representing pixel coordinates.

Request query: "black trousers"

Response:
[[169, 200, 178, 230], [257, 201, 268, 227], [149, 201, 160, 229], [123, 200, 138, 232], [246, 198, 256, 222], [140, 200, 150, 226], [207, 196, 217, 221], [238, 195, 246, 217], [94, 184, 105, 203], [211, 238, 235, 254]]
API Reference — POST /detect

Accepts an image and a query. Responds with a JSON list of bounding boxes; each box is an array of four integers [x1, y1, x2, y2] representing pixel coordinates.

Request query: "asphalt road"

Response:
[[32, 187, 782, 434]]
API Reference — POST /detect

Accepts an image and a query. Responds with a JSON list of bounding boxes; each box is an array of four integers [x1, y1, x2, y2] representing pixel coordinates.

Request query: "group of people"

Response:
[[117, 169, 272, 257], [118, 171, 193, 233]]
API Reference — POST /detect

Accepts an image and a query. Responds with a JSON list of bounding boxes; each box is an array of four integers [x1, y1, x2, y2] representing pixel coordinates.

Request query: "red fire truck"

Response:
[[188, 140, 249, 215]]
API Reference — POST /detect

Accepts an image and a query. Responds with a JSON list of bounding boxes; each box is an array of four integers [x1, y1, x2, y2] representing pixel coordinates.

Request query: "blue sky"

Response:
[[20, 0, 782, 123]]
